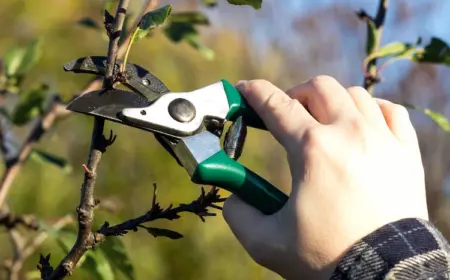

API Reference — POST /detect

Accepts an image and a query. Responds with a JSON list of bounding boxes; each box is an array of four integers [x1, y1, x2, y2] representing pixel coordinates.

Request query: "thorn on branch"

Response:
[[364, 75, 381, 88], [94, 129, 117, 153], [37, 253, 53, 279], [94, 185, 225, 241], [355, 9, 374, 23], [152, 183, 157, 207], [104, 10, 115, 38], [82, 164, 94, 179]]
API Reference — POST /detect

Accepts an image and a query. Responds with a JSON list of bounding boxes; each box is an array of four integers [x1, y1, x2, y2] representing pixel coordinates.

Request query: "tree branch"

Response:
[[45, 1, 130, 279], [94, 185, 225, 243], [362, 0, 389, 94], [0, 0, 156, 279]]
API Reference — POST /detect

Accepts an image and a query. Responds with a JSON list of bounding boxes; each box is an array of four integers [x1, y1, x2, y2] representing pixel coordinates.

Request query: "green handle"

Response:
[[222, 79, 267, 130], [192, 150, 288, 215]]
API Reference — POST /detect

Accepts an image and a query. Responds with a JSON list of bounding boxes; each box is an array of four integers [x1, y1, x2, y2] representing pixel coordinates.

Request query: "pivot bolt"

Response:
[[168, 98, 196, 123]]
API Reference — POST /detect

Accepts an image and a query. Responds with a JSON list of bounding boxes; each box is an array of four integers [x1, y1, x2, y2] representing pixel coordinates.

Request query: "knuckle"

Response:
[[263, 90, 290, 112], [345, 115, 366, 135], [301, 126, 327, 151], [392, 104, 410, 119], [347, 86, 368, 95], [308, 75, 339, 91], [245, 79, 272, 93]]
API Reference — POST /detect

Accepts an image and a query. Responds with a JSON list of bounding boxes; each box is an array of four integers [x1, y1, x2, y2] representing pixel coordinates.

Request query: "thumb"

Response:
[[223, 194, 266, 240]]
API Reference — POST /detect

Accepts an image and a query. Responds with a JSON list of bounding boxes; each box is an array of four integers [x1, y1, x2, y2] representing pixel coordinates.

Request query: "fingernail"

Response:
[[235, 80, 248, 89]]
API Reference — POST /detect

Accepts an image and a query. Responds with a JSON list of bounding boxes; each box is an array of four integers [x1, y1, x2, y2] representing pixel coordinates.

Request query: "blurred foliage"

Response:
[[1, 0, 450, 279], [0, 0, 285, 279]]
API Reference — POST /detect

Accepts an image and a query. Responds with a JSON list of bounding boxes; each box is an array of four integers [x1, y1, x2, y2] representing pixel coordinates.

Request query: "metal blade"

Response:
[[66, 89, 183, 139], [67, 88, 186, 165], [66, 89, 151, 124], [64, 56, 169, 101]]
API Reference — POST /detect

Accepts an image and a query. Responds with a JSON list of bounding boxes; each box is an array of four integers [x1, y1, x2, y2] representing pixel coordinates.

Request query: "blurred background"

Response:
[[0, 0, 450, 279]]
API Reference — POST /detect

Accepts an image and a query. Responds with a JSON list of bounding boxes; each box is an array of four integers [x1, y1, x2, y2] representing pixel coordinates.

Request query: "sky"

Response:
[[198, 0, 450, 113]]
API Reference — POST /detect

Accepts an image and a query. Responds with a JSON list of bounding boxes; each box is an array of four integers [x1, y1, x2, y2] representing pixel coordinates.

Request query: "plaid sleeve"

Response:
[[330, 218, 450, 280]]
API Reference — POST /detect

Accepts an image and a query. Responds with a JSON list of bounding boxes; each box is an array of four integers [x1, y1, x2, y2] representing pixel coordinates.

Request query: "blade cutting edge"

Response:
[[66, 89, 150, 123], [66, 89, 187, 138]]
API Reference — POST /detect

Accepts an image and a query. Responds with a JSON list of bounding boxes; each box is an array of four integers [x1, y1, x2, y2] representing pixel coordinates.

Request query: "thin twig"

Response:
[[45, 1, 130, 278], [117, 0, 159, 59], [104, 0, 129, 87], [362, 0, 389, 94], [0, 209, 39, 230], [94, 186, 225, 243], [5, 229, 25, 280], [0, 0, 157, 210], [23, 215, 73, 260], [0, 95, 74, 209], [5, 215, 73, 280]]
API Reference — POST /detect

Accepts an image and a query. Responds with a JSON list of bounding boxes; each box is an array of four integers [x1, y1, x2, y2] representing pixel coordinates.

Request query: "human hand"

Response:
[[222, 76, 428, 280]]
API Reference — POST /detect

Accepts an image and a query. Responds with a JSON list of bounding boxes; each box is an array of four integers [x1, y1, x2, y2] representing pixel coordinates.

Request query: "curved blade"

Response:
[[66, 89, 151, 125], [67, 89, 184, 163], [64, 56, 169, 101]]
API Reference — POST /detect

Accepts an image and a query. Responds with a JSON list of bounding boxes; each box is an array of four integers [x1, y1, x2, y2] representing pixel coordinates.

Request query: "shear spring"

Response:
[[224, 116, 247, 160]]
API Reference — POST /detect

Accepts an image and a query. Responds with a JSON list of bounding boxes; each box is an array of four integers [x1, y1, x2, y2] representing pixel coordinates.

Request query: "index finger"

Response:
[[236, 80, 318, 148]]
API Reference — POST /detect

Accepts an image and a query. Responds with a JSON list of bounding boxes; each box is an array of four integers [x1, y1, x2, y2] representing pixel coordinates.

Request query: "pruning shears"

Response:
[[64, 56, 288, 215]]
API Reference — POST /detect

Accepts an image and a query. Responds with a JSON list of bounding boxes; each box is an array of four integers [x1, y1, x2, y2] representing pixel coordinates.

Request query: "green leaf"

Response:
[[186, 36, 215, 60], [100, 237, 134, 280], [165, 22, 197, 43], [413, 37, 450, 66], [132, 4, 172, 43], [55, 229, 76, 252], [83, 249, 115, 280], [170, 12, 210, 25], [78, 17, 100, 29], [4, 39, 42, 78], [25, 270, 41, 279], [4, 47, 26, 77], [227, 0, 262, 9], [164, 22, 215, 60], [30, 149, 72, 173], [53, 228, 114, 279], [202, 0, 218, 7], [381, 48, 417, 68], [11, 84, 47, 126], [52, 228, 90, 267], [17, 39, 42, 76], [404, 104, 450, 132], [364, 42, 414, 66], [144, 227, 183, 239]]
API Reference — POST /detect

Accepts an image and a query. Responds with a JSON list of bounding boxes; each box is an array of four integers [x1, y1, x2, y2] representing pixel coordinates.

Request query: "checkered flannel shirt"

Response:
[[331, 218, 450, 280]]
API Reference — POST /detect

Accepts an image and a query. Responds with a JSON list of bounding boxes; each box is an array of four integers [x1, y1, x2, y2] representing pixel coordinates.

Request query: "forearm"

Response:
[[331, 218, 450, 279]]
